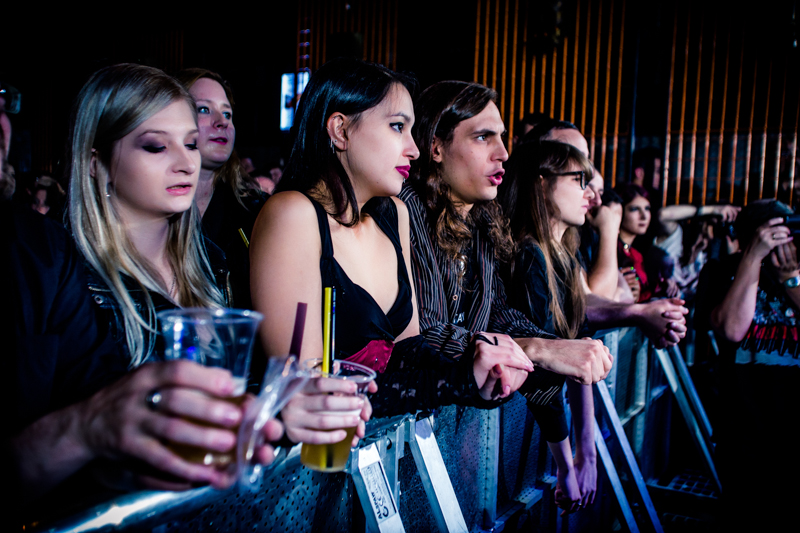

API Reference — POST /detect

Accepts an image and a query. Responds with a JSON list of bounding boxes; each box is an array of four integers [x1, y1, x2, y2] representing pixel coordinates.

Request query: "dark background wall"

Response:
[[4, 0, 798, 206]]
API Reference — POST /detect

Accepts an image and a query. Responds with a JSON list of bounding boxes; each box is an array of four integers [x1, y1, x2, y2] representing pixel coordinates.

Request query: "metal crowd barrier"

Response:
[[33, 327, 686, 533]]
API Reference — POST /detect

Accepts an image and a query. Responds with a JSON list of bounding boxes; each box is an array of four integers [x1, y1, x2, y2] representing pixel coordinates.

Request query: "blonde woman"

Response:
[[56, 64, 275, 491], [68, 64, 226, 367]]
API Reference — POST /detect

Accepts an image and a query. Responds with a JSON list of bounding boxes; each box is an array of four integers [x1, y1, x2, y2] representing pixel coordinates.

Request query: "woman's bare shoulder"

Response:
[[251, 191, 322, 253]]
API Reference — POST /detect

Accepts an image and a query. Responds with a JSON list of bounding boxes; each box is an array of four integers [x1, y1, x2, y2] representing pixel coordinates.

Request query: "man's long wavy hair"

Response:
[[408, 81, 513, 271], [498, 141, 590, 339], [68, 64, 224, 367]]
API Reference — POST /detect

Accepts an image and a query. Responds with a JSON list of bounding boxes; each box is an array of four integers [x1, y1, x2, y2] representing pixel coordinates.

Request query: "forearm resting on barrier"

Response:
[[515, 337, 612, 385]]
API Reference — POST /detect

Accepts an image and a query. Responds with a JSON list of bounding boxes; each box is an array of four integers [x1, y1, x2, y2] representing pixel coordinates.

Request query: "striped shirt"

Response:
[[398, 185, 557, 356], [398, 185, 566, 438]]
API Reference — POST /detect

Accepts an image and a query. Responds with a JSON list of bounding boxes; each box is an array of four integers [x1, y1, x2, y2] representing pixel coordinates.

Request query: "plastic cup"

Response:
[[300, 359, 376, 472], [158, 308, 263, 468]]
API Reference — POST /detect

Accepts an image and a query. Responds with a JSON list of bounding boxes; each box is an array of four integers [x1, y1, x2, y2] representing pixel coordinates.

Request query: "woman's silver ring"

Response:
[[145, 390, 163, 412], [773, 233, 778, 239]]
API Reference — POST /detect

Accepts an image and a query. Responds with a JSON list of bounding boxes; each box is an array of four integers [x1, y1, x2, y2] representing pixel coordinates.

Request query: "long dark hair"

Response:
[[277, 58, 416, 226], [408, 80, 513, 267], [498, 140, 590, 339]]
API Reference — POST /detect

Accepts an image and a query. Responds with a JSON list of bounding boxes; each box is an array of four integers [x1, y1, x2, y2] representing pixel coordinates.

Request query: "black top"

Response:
[[202, 184, 266, 310], [310, 195, 413, 356], [508, 242, 593, 442], [1, 204, 126, 436], [305, 195, 493, 416]]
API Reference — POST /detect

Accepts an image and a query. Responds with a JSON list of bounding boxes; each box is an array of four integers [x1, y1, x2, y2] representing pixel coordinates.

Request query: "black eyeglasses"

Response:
[[547, 170, 586, 190]]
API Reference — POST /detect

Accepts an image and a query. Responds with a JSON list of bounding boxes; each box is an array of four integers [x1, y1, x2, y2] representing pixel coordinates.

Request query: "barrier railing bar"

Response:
[[350, 443, 406, 532], [667, 346, 713, 441], [406, 416, 469, 533], [654, 348, 721, 492], [594, 419, 639, 533], [595, 381, 664, 533], [480, 408, 501, 530]]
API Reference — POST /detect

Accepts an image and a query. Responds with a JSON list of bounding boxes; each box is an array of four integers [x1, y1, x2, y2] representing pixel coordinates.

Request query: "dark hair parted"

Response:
[[276, 58, 417, 226], [520, 118, 579, 146], [498, 140, 590, 339], [734, 199, 793, 247], [615, 183, 650, 207], [408, 80, 513, 266]]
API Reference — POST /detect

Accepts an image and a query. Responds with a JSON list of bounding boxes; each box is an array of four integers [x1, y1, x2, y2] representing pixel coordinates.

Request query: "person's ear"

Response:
[[326, 112, 348, 151], [431, 136, 445, 163], [89, 148, 99, 178]]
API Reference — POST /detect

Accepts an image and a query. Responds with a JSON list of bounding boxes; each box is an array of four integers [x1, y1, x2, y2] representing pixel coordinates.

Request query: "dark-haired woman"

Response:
[[250, 59, 533, 447], [616, 184, 652, 302], [176, 69, 266, 309], [499, 140, 598, 513]]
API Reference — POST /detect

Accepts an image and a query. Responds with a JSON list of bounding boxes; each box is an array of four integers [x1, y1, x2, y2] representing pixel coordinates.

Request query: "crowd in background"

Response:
[[2, 57, 796, 530]]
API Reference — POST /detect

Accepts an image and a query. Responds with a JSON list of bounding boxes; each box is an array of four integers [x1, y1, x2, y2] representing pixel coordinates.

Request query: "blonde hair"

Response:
[[67, 63, 224, 367]]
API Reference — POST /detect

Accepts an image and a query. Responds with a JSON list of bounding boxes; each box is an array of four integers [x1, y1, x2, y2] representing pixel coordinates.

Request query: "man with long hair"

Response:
[[398, 81, 613, 387]]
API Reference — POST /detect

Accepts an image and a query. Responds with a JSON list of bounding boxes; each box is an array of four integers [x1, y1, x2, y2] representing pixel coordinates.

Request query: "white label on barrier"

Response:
[[363, 461, 396, 522]]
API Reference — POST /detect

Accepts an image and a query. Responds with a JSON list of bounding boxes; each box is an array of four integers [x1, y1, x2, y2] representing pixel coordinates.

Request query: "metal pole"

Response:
[[758, 60, 772, 200], [688, 18, 704, 204], [730, 39, 745, 205], [675, 12, 691, 204], [715, 30, 731, 203], [663, 8, 677, 207], [590, 0, 603, 161], [701, 22, 716, 205]]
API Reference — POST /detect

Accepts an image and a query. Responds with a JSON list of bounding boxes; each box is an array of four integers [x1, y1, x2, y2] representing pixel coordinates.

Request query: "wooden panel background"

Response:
[[294, 0, 799, 207], [663, 4, 800, 207], [473, 0, 633, 185]]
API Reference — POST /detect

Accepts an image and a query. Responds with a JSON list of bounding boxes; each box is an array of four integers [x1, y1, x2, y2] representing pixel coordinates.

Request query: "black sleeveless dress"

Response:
[[307, 196, 494, 416], [311, 196, 413, 358]]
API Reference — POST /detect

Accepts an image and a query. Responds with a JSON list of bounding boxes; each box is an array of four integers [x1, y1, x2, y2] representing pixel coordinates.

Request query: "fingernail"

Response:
[[223, 408, 241, 424]]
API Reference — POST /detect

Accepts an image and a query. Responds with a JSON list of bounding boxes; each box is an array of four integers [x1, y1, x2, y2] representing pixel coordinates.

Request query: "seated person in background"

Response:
[[59, 63, 281, 493], [249, 59, 533, 450], [700, 199, 799, 529], [398, 81, 613, 387], [176, 69, 267, 310]]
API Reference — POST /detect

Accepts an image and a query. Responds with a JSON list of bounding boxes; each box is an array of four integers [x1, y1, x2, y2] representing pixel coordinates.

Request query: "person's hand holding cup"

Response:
[[283, 359, 377, 472]]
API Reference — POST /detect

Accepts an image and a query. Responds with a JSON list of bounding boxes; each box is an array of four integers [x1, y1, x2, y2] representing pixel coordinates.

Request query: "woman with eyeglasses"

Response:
[[497, 140, 598, 515]]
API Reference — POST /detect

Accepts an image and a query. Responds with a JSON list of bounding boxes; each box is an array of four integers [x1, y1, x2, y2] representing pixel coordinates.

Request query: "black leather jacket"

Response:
[[85, 239, 231, 365]]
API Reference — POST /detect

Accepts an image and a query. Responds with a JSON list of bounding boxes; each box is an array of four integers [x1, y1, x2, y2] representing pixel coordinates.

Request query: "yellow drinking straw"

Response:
[[322, 287, 333, 374], [319, 287, 336, 470]]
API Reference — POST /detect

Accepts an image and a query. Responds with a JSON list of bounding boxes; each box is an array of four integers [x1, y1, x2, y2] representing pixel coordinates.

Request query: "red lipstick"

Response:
[[396, 165, 411, 180]]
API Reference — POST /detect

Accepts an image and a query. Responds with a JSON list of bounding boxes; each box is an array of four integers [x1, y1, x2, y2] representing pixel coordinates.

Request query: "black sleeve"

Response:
[[3, 207, 125, 434], [369, 335, 510, 417]]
